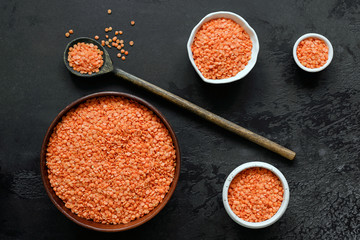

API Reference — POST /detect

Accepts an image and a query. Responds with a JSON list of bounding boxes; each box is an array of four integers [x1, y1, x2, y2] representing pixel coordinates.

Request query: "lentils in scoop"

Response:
[[46, 96, 176, 224], [67, 42, 104, 74]]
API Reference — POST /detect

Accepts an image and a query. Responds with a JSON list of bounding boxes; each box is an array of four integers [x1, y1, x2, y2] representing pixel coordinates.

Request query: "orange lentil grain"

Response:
[[105, 35, 109, 39], [46, 96, 176, 224], [107, 9, 112, 14], [191, 18, 252, 79], [121, 49, 125, 53], [109, 39, 112, 43], [121, 56, 126, 60], [112, 37, 117, 41], [117, 53, 121, 58], [65, 32, 70, 38], [67, 42, 104, 74], [101, 40, 105, 46], [296, 37, 328, 69], [228, 167, 284, 222], [125, 51, 128, 56], [69, 29, 74, 34], [105, 28, 109, 32], [129, 41, 134, 46], [115, 31, 118, 35], [95, 35, 99, 40], [130, 21, 135, 26], [109, 27, 112, 31], [119, 31, 123, 35]]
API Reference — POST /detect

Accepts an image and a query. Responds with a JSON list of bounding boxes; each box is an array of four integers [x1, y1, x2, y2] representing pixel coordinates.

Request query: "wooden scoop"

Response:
[[64, 37, 296, 160]]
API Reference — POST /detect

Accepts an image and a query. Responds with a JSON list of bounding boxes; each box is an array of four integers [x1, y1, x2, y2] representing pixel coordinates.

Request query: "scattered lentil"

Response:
[[95, 35, 100, 40], [107, 9, 112, 14], [130, 21, 135, 26], [65, 32, 70, 38], [296, 37, 328, 69], [228, 167, 284, 222], [46, 96, 176, 224], [121, 56, 126, 60], [129, 41, 134, 46], [117, 53, 121, 58], [191, 18, 252, 79], [69, 29, 74, 34]]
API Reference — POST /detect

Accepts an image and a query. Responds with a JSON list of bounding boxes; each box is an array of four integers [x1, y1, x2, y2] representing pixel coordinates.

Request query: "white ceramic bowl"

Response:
[[187, 11, 259, 84], [222, 161, 290, 229], [293, 33, 333, 72]]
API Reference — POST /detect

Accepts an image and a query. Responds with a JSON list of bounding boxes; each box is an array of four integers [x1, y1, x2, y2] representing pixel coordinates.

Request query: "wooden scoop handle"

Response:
[[114, 68, 296, 160]]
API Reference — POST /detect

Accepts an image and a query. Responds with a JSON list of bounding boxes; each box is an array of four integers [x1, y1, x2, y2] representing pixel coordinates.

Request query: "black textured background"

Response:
[[1, 0, 359, 239]]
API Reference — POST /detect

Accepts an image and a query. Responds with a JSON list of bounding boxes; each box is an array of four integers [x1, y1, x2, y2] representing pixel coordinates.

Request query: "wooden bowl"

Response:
[[40, 92, 181, 232]]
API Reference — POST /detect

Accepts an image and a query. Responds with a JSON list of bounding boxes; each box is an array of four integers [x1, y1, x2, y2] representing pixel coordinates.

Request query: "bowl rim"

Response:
[[40, 91, 181, 232], [293, 33, 334, 72], [187, 11, 259, 84], [222, 161, 290, 229]]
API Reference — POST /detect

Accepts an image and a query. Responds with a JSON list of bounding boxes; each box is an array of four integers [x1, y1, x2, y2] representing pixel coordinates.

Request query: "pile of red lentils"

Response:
[[191, 18, 252, 80], [296, 37, 329, 69], [46, 96, 176, 224], [228, 167, 284, 222]]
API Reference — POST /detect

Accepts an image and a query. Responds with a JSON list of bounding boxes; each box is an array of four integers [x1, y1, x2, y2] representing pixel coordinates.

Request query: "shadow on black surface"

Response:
[[292, 66, 325, 89]]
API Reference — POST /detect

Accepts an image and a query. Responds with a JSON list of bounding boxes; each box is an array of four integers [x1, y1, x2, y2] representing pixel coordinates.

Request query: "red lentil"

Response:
[[67, 42, 104, 74], [228, 167, 284, 222], [129, 41, 134, 46], [191, 18, 252, 80], [296, 37, 328, 69], [130, 20, 135, 26], [65, 32, 70, 38], [121, 56, 126, 60], [117, 53, 121, 58], [94, 35, 100, 40], [69, 29, 74, 34], [46, 96, 176, 224], [107, 9, 112, 14]]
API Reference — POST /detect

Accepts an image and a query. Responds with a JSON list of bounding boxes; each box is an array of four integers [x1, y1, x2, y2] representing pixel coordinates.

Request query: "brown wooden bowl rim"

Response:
[[40, 91, 181, 232]]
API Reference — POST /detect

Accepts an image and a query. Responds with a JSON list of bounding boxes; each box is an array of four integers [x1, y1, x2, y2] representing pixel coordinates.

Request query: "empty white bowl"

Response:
[[222, 161, 290, 229], [187, 11, 259, 84], [293, 33, 333, 72]]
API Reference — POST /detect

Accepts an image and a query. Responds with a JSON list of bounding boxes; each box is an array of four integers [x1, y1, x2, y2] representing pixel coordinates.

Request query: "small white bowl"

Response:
[[293, 33, 333, 72], [222, 161, 290, 229], [187, 11, 259, 84]]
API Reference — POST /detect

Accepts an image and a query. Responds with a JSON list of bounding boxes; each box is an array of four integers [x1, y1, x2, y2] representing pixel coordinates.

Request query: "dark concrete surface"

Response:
[[1, 0, 359, 239]]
